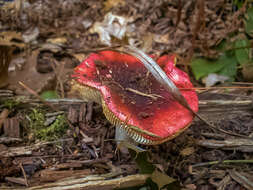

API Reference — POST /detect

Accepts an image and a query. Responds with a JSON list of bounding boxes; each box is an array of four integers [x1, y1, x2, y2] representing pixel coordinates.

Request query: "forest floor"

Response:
[[0, 1, 253, 190]]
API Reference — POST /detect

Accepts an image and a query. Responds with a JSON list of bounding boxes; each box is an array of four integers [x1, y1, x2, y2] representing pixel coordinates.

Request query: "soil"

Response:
[[0, 0, 253, 189]]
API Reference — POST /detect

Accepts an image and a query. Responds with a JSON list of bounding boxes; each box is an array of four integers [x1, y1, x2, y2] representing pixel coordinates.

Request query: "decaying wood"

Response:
[[197, 138, 253, 152], [37, 169, 93, 182], [196, 99, 253, 124], [229, 170, 253, 190], [1, 173, 150, 190], [5, 177, 27, 186], [0, 108, 9, 129], [0, 137, 22, 144], [3, 117, 20, 138], [0, 45, 13, 88], [0, 139, 73, 157]]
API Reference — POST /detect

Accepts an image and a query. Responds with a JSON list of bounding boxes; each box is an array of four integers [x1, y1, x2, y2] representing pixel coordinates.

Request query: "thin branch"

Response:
[[125, 87, 163, 100], [19, 163, 29, 187], [192, 159, 253, 168], [18, 81, 57, 111]]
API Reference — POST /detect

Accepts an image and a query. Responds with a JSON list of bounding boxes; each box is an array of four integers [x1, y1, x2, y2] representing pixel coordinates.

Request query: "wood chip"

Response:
[[3, 117, 20, 138], [5, 177, 27, 186], [86, 101, 93, 122], [0, 108, 9, 130], [67, 107, 78, 124], [229, 170, 253, 190], [38, 169, 92, 182]]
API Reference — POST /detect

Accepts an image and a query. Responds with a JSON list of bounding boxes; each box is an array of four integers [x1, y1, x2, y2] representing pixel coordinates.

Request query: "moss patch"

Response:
[[29, 108, 68, 141]]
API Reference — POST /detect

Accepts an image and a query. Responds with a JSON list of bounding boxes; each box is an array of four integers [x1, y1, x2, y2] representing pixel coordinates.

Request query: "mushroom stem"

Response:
[[115, 125, 132, 144], [115, 125, 134, 154], [115, 125, 147, 153]]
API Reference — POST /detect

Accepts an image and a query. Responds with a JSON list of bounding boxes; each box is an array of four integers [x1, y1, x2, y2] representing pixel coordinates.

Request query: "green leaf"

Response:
[[235, 39, 250, 65], [191, 57, 226, 80], [40, 90, 59, 100], [218, 57, 237, 80], [245, 7, 253, 36], [130, 150, 155, 174], [233, 0, 244, 9], [191, 54, 238, 80]]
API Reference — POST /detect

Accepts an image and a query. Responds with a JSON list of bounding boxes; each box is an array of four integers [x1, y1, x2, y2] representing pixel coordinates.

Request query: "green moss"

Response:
[[29, 109, 68, 141], [2, 99, 21, 109]]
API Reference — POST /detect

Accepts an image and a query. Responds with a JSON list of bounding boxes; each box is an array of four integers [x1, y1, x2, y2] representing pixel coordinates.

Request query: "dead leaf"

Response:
[[242, 64, 253, 82], [153, 34, 170, 44], [104, 0, 125, 12], [90, 12, 130, 45], [0, 31, 25, 88], [151, 170, 176, 190], [0, 31, 25, 48], [1, 0, 22, 12], [73, 54, 86, 62], [7, 50, 56, 95], [180, 147, 195, 157], [22, 27, 40, 43], [47, 37, 67, 45], [142, 33, 153, 52]]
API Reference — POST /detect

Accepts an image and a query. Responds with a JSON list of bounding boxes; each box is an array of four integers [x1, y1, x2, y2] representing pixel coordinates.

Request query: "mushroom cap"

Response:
[[72, 51, 198, 144]]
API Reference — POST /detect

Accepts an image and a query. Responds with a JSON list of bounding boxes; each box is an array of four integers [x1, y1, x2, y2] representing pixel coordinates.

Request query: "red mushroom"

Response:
[[72, 50, 198, 145]]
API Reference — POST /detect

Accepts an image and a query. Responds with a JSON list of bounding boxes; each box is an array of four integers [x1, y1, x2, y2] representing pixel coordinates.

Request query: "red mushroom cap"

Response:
[[72, 51, 198, 144]]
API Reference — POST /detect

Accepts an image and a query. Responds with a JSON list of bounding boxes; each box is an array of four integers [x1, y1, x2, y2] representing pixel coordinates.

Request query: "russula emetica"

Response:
[[71, 50, 198, 145]]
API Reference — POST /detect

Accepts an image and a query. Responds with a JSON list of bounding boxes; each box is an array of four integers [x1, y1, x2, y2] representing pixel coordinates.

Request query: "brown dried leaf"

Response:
[[47, 37, 67, 45], [151, 170, 176, 189], [0, 31, 24, 47], [242, 64, 253, 82], [104, 0, 125, 12], [8, 50, 56, 95], [180, 147, 195, 157]]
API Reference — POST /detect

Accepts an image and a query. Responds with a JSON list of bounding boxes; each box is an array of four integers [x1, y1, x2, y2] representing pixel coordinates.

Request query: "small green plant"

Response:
[[191, 4, 253, 83], [40, 90, 59, 100], [28, 108, 68, 141], [2, 99, 21, 109]]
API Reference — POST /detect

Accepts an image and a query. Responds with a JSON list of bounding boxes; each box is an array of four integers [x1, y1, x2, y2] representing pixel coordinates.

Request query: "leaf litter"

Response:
[[0, 0, 253, 189]]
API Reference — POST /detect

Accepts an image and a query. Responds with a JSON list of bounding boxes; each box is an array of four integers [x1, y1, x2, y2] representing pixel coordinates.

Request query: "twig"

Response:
[[180, 86, 253, 90], [0, 138, 74, 157], [232, 82, 253, 85], [19, 163, 29, 187], [229, 170, 253, 190], [125, 88, 163, 100], [199, 100, 252, 105], [66, 158, 108, 165], [197, 138, 253, 152], [192, 159, 253, 168], [18, 81, 77, 133], [18, 81, 57, 111], [208, 92, 251, 99], [18, 173, 150, 190], [0, 137, 22, 144]]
